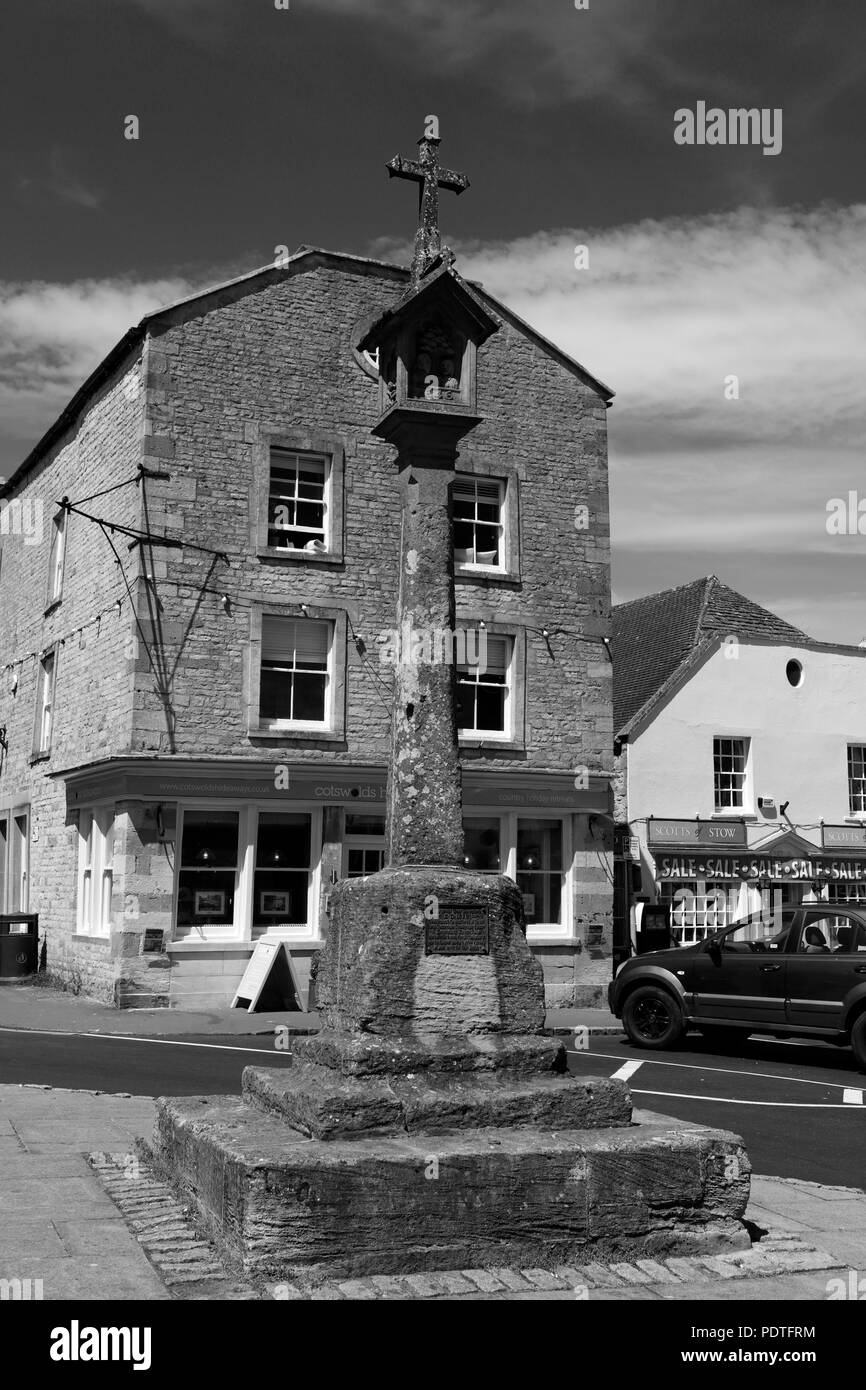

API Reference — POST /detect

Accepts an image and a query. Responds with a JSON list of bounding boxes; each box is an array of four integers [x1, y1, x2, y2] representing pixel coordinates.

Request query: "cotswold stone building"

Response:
[[0, 243, 615, 1008]]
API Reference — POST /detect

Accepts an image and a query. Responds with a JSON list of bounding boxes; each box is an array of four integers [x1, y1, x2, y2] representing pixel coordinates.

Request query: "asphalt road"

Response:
[[0, 1027, 293, 1095], [2, 1025, 865, 1190], [567, 1032, 866, 1189]]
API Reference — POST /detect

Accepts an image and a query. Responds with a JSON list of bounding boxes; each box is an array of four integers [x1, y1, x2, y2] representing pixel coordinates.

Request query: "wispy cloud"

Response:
[[19, 148, 104, 210], [0, 277, 196, 467], [453, 204, 866, 449], [445, 203, 866, 640]]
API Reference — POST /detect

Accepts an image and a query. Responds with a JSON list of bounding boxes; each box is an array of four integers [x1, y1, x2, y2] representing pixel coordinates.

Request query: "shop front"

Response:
[[57, 758, 612, 1008], [627, 819, 866, 948]]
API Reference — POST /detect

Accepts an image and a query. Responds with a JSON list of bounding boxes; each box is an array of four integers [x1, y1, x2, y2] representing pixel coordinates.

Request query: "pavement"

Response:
[[0, 980, 622, 1039]]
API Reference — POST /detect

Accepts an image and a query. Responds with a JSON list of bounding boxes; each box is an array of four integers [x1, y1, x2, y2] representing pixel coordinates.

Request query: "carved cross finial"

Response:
[[386, 123, 469, 286]]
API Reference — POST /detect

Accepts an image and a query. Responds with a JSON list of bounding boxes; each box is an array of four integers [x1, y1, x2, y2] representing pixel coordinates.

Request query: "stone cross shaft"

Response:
[[387, 135, 469, 285], [386, 448, 464, 868]]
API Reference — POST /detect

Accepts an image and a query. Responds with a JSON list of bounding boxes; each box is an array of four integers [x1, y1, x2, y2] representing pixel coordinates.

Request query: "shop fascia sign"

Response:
[[647, 818, 747, 847], [822, 824, 866, 849]]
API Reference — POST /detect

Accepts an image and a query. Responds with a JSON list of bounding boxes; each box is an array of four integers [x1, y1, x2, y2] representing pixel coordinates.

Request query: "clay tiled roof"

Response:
[[611, 575, 809, 736]]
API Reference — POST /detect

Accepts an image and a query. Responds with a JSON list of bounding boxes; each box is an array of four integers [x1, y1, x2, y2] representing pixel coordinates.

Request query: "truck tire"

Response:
[[850, 1013, 866, 1071], [622, 985, 684, 1050]]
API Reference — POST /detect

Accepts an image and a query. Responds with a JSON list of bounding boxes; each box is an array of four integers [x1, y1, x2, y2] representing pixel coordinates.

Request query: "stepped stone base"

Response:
[[292, 1029, 568, 1077], [242, 1063, 632, 1139], [153, 1096, 752, 1282]]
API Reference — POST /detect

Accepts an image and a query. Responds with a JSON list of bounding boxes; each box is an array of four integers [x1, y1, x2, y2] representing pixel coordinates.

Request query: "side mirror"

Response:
[[705, 937, 723, 965]]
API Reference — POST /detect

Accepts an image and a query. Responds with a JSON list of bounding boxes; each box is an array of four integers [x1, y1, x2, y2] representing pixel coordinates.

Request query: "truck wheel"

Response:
[[850, 1013, 866, 1071], [622, 985, 684, 1050]]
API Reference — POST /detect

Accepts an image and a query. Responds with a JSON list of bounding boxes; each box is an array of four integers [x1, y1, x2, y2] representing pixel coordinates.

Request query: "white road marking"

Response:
[[843, 1089, 865, 1105], [0, 1026, 285, 1056], [632, 1088, 866, 1110], [573, 1047, 861, 1093], [610, 1059, 643, 1082]]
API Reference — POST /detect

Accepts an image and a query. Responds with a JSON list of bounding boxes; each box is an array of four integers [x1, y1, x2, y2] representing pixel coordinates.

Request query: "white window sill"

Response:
[[455, 564, 506, 576], [251, 724, 343, 743], [526, 933, 578, 946], [257, 545, 342, 566], [263, 722, 329, 733], [167, 938, 321, 953]]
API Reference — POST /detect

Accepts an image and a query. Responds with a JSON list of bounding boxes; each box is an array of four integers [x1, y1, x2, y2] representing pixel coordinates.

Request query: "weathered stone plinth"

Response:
[[153, 1096, 751, 1281], [293, 1028, 566, 1077], [314, 866, 545, 1039]]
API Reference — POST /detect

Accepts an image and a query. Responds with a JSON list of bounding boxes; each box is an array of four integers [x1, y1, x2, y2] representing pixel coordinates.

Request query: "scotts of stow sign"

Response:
[[647, 819, 748, 847]]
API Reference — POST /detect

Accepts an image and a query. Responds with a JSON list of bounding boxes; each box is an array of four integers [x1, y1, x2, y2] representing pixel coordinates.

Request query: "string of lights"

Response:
[[2, 597, 125, 678], [523, 623, 612, 661]]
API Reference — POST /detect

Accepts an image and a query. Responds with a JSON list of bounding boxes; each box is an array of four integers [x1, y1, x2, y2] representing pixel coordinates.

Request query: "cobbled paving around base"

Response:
[[89, 1151, 840, 1301], [88, 1152, 260, 1300]]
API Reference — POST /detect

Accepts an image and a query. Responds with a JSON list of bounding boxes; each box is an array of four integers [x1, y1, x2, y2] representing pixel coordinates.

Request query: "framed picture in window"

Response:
[[195, 890, 225, 916], [260, 891, 290, 916]]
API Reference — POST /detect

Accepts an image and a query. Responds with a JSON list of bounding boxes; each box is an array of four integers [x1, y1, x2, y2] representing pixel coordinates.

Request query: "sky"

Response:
[[1, 0, 865, 641]]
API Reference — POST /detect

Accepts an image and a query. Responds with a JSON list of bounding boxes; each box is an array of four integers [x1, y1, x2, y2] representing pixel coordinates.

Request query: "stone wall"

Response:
[[131, 256, 612, 779], [0, 352, 145, 994]]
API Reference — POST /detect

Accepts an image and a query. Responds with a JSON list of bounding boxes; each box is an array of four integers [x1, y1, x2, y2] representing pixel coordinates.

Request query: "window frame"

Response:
[[847, 744, 866, 816], [45, 507, 67, 614], [0, 805, 30, 913], [795, 910, 866, 954], [713, 734, 752, 813], [267, 448, 330, 552], [342, 814, 387, 880], [31, 644, 58, 760], [247, 605, 348, 743], [260, 616, 332, 730], [252, 428, 345, 566], [453, 462, 521, 583], [457, 623, 526, 751], [452, 475, 507, 574], [461, 809, 575, 941], [76, 805, 114, 937], [172, 802, 323, 944], [657, 879, 739, 946]]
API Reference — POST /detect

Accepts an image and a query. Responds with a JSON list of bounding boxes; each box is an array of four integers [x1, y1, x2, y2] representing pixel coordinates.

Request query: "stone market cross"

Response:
[[387, 132, 469, 284], [154, 125, 753, 1282]]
